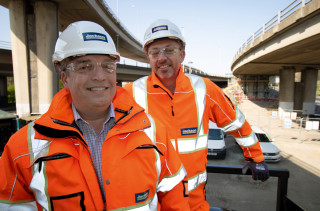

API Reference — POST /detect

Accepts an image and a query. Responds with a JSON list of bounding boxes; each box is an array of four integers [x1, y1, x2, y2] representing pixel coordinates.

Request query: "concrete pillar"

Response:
[[27, 13, 39, 114], [302, 68, 318, 115], [257, 82, 265, 98], [247, 82, 254, 97], [279, 67, 295, 116], [9, 0, 30, 117], [34, 1, 59, 114]]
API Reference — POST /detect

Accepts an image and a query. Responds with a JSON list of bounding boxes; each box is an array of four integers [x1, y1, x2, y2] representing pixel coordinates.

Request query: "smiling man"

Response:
[[0, 21, 189, 210], [125, 19, 269, 210]]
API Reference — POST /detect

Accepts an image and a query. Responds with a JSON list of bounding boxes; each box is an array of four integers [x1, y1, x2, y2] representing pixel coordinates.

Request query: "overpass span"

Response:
[[0, 0, 229, 116], [231, 0, 320, 115]]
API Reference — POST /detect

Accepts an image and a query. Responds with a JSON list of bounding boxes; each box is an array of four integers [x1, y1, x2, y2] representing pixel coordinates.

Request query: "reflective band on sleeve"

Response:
[[27, 123, 51, 210], [235, 132, 258, 147], [144, 114, 161, 180], [176, 135, 208, 154], [133, 76, 148, 113], [188, 171, 207, 192], [221, 107, 245, 132], [157, 165, 187, 193], [0, 200, 37, 210], [187, 74, 206, 137]]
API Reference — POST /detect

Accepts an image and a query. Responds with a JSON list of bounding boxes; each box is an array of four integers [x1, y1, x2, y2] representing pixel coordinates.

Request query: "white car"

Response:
[[251, 125, 281, 163], [207, 121, 226, 159]]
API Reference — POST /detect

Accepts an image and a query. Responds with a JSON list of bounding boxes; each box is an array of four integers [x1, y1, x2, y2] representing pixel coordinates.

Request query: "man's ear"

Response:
[[60, 71, 69, 90], [180, 49, 186, 63]]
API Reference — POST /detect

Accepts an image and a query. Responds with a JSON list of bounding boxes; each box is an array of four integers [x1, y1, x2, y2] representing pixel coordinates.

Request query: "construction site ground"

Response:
[[206, 99, 320, 211]]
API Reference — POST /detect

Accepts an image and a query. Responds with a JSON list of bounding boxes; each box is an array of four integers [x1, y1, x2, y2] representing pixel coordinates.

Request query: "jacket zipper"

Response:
[[153, 84, 175, 116], [137, 145, 164, 156], [35, 153, 71, 172]]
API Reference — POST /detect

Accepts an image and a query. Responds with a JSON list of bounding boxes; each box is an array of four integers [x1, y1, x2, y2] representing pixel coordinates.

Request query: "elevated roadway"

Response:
[[231, 0, 320, 114], [0, 0, 229, 116]]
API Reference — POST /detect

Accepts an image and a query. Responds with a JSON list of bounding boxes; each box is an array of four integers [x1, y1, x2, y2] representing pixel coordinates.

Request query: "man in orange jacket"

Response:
[[124, 19, 270, 210], [0, 21, 190, 210]]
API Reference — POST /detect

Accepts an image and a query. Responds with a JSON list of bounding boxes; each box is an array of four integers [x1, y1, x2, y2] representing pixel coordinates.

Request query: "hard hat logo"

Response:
[[152, 25, 168, 33], [82, 32, 108, 43]]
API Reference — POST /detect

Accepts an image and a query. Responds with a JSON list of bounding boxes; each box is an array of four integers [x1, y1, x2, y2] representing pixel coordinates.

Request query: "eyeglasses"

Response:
[[148, 46, 181, 60], [66, 60, 117, 75]]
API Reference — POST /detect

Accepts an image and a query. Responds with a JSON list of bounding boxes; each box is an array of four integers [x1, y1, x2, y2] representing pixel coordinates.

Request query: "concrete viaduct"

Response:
[[0, 0, 228, 117], [231, 0, 320, 115]]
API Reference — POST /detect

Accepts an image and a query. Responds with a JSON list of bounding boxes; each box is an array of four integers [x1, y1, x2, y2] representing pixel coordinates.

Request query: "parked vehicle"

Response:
[[207, 121, 226, 159], [251, 125, 281, 163]]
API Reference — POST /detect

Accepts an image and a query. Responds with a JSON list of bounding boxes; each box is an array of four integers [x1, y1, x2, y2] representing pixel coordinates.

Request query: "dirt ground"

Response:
[[205, 100, 320, 211]]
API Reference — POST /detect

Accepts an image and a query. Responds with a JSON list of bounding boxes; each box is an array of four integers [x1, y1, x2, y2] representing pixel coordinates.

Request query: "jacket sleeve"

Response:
[[0, 129, 37, 210], [205, 78, 265, 162], [155, 128, 190, 210]]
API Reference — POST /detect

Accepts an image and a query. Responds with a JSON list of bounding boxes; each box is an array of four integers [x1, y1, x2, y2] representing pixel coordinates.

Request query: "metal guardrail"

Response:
[[0, 41, 11, 50], [234, 0, 314, 58], [207, 164, 304, 211]]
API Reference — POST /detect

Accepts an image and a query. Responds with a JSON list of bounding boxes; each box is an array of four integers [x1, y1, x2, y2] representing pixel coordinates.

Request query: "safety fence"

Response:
[[207, 165, 304, 211], [238, 106, 320, 142], [234, 0, 314, 58]]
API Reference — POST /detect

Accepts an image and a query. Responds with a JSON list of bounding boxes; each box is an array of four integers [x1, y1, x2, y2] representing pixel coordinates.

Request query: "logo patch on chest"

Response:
[[181, 127, 198, 136], [135, 189, 149, 203]]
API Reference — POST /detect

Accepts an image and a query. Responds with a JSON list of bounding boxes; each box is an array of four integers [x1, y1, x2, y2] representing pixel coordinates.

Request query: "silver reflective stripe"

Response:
[[27, 122, 51, 210], [133, 76, 148, 113], [144, 114, 161, 181], [110, 197, 157, 211], [0, 201, 37, 210], [188, 171, 207, 192], [157, 165, 187, 193], [176, 135, 208, 154], [186, 74, 206, 138], [235, 131, 258, 147], [221, 107, 245, 132], [143, 114, 160, 211]]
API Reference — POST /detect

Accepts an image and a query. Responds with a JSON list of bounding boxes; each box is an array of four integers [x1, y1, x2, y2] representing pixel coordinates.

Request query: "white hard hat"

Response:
[[143, 19, 185, 53], [52, 21, 120, 63]]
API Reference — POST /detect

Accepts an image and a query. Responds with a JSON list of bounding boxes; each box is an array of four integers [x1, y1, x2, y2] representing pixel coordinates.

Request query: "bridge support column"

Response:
[[9, 0, 30, 117], [302, 68, 318, 115], [279, 67, 295, 117], [34, 1, 59, 114]]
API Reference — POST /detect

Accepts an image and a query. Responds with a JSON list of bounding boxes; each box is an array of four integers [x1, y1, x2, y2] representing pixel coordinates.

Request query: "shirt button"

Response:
[[106, 179, 111, 185]]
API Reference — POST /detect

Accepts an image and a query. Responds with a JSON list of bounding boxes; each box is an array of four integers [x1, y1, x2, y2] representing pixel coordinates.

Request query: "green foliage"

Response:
[[7, 84, 15, 103]]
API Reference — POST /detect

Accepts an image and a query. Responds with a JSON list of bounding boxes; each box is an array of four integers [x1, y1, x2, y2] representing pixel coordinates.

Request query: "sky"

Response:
[[0, 0, 295, 76]]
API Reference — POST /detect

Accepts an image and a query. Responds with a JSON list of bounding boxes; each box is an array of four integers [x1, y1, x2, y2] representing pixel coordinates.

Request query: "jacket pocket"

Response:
[[50, 192, 85, 211], [34, 153, 71, 172]]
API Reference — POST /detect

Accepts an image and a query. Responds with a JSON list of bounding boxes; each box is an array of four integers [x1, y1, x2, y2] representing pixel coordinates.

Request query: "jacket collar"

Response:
[[34, 87, 150, 138]]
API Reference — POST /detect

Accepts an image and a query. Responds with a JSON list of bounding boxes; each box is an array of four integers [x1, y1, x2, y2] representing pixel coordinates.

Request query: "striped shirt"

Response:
[[72, 103, 115, 201]]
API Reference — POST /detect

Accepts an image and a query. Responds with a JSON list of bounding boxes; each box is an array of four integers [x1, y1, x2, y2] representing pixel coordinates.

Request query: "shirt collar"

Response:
[[72, 103, 115, 125]]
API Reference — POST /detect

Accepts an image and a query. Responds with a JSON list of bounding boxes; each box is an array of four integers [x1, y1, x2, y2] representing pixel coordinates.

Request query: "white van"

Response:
[[251, 125, 281, 163], [207, 121, 226, 159]]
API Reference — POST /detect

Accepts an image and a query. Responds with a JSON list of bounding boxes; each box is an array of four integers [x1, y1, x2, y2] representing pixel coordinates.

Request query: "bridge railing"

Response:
[[234, 0, 314, 59]]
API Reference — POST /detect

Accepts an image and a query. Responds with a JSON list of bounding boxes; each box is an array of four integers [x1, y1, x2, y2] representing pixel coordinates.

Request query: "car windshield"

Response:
[[208, 129, 223, 140], [255, 133, 271, 142]]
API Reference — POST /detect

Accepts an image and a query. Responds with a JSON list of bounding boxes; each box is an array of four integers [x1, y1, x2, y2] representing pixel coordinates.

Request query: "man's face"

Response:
[[147, 39, 185, 83], [61, 55, 117, 114]]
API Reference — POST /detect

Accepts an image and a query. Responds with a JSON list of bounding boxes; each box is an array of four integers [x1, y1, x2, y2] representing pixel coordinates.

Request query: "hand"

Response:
[[242, 161, 269, 182]]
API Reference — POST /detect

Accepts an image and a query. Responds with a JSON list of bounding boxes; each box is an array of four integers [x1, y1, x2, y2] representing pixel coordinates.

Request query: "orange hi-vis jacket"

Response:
[[0, 87, 189, 211], [124, 66, 265, 210]]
